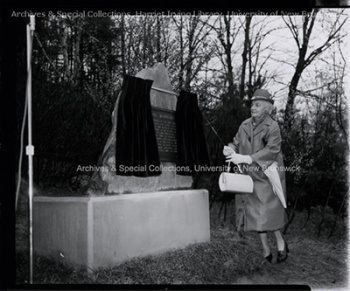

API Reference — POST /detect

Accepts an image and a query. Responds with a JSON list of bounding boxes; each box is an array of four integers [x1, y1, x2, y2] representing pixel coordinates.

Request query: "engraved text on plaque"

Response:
[[152, 107, 177, 162]]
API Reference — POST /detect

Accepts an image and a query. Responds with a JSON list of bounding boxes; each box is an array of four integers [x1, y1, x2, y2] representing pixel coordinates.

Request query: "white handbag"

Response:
[[219, 163, 254, 194]]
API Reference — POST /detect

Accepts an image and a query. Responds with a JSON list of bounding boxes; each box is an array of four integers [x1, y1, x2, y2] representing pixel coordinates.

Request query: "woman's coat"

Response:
[[232, 115, 287, 232]]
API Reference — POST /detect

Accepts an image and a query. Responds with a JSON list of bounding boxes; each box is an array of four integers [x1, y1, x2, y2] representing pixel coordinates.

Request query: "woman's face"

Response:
[[251, 100, 268, 119]]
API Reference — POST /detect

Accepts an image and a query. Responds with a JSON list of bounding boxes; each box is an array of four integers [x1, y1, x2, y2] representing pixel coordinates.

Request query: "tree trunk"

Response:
[[185, 19, 194, 90], [284, 55, 307, 131], [178, 16, 184, 89], [223, 15, 235, 98], [240, 16, 252, 100], [60, 19, 70, 82], [120, 15, 126, 75], [283, 11, 318, 132], [156, 17, 162, 63], [73, 18, 83, 86]]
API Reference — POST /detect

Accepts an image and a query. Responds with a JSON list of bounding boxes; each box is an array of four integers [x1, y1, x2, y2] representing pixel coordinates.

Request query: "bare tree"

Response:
[[282, 9, 347, 132], [242, 17, 283, 98], [209, 15, 278, 100], [208, 15, 242, 99], [172, 15, 215, 91], [281, 28, 348, 234]]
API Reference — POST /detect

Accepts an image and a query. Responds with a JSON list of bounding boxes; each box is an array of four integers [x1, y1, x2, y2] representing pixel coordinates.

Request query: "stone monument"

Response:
[[33, 63, 210, 270], [86, 63, 193, 195]]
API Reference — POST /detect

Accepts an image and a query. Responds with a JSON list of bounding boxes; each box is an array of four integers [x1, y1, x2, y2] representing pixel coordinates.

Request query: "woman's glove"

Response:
[[223, 143, 235, 156], [226, 153, 253, 165]]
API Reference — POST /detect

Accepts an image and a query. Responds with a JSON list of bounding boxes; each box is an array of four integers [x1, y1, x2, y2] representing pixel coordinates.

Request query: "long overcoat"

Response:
[[232, 115, 287, 232]]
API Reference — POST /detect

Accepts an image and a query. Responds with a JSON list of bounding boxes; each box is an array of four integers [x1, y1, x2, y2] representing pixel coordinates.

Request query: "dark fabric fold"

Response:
[[176, 90, 210, 175], [115, 75, 161, 177]]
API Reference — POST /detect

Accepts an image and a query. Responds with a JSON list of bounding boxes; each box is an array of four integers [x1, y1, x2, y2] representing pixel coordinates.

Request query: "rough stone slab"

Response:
[[86, 63, 192, 196], [136, 63, 177, 110], [33, 189, 210, 269]]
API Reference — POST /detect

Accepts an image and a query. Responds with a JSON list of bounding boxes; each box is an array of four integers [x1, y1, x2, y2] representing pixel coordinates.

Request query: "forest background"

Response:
[[8, 7, 350, 286], [15, 9, 348, 231]]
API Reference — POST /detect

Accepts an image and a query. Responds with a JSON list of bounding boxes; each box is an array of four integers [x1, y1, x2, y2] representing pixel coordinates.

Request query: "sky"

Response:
[[203, 9, 349, 113]]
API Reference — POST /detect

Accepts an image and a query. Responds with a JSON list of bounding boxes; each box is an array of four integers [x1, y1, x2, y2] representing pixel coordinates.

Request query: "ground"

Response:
[[14, 189, 348, 288]]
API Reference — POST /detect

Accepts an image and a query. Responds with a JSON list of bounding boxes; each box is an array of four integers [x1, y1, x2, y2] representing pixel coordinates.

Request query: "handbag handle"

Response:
[[226, 162, 243, 174]]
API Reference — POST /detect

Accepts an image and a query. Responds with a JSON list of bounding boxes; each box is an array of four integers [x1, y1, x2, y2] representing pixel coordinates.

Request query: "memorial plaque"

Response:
[[152, 107, 177, 162]]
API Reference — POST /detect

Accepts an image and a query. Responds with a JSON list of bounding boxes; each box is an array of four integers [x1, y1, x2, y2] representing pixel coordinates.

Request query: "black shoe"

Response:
[[264, 253, 273, 263], [277, 241, 289, 263]]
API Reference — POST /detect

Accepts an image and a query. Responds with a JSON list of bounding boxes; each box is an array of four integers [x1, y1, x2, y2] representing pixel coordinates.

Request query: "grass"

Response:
[[15, 191, 348, 288]]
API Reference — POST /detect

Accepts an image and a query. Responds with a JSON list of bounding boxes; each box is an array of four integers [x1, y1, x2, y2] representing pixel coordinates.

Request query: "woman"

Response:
[[223, 89, 289, 263]]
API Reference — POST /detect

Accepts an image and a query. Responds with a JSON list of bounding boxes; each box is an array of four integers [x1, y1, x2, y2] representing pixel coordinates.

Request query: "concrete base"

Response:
[[33, 189, 210, 269]]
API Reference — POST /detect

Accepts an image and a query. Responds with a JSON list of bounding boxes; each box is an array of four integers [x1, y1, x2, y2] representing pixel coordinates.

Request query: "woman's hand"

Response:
[[226, 153, 253, 165], [223, 145, 235, 156]]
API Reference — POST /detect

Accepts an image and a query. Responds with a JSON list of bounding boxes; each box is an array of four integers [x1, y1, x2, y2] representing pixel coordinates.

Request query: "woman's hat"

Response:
[[250, 89, 274, 104]]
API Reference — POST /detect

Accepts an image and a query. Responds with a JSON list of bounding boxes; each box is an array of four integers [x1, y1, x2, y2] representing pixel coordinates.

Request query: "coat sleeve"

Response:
[[251, 122, 281, 169]]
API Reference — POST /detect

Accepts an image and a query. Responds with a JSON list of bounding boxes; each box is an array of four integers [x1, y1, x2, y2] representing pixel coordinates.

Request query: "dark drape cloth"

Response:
[[115, 75, 161, 177], [176, 90, 210, 175]]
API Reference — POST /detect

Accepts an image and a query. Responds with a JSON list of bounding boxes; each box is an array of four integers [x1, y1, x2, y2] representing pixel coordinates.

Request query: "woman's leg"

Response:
[[274, 230, 289, 262], [273, 230, 285, 251], [258, 231, 270, 257]]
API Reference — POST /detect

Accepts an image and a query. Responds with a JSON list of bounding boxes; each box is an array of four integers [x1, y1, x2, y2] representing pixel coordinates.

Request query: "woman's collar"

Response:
[[252, 112, 269, 125]]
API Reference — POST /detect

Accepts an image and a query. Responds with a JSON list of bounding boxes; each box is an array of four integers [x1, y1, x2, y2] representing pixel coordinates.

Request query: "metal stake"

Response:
[[26, 15, 35, 285]]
